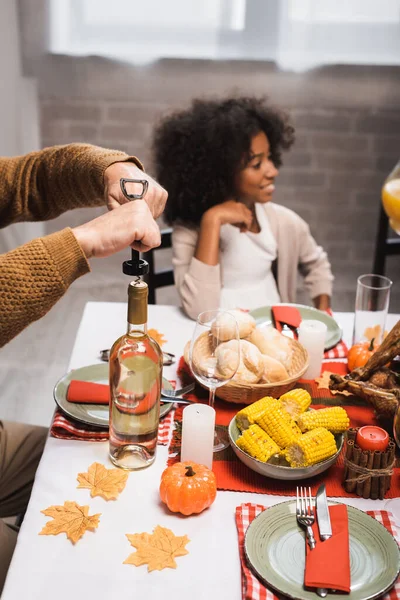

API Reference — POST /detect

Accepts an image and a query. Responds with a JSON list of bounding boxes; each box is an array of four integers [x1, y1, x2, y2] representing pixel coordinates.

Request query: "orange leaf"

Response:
[[148, 328, 167, 347], [363, 324, 381, 342], [124, 525, 189, 571], [77, 462, 129, 500], [315, 371, 352, 396], [39, 501, 101, 543]]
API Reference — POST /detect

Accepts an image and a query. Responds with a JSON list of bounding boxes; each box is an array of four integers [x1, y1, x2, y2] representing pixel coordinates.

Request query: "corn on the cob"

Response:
[[256, 404, 302, 449], [297, 407, 349, 434], [285, 427, 337, 467], [236, 396, 280, 431], [236, 424, 280, 462], [279, 388, 311, 418]]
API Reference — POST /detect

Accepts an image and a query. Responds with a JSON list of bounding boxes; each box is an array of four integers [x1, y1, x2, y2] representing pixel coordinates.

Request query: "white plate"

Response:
[[53, 363, 173, 428]]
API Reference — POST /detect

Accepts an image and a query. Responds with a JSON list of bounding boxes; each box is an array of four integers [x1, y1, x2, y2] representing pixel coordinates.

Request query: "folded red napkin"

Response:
[[236, 503, 399, 600], [305, 504, 350, 592], [67, 380, 158, 413], [271, 305, 302, 333], [67, 380, 110, 404]]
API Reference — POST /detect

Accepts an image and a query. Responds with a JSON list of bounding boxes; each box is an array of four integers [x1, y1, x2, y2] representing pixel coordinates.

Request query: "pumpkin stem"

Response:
[[369, 338, 375, 351], [185, 465, 196, 477]]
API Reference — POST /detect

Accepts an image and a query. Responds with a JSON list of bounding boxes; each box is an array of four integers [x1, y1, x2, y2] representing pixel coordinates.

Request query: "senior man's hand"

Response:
[[73, 200, 161, 259], [104, 161, 167, 219]]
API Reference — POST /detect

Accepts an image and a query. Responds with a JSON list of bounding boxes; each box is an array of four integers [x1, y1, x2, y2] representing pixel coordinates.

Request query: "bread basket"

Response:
[[184, 337, 309, 405]]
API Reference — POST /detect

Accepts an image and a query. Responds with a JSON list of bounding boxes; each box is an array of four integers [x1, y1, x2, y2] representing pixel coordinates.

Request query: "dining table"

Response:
[[2, 303, 400, 600]]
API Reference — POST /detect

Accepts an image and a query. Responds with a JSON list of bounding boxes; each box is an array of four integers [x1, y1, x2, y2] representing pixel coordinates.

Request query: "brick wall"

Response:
[[29, 53, 400, 312]]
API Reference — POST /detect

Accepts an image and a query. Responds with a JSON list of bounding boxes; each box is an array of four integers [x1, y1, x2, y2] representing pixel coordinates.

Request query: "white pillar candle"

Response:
[[298, 319, 327, 380], [180, 404, 216, 469]]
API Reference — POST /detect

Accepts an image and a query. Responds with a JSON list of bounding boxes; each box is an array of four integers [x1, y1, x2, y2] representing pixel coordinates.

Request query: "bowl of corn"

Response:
[[228, 389, 348, 480]]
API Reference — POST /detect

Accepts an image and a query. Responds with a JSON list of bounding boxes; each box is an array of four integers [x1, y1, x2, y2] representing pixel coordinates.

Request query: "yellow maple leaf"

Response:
[[315, 371, 334, 390], [148, 328, 167, 347], [77, 462, 129, 500], [124, 525, 190, 571], [363, 324, 382, 342], [39, 501, 101, 544], [315, 371, 352, 396]]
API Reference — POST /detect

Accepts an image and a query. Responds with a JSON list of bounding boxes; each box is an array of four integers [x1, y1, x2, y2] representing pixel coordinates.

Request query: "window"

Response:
[[49, 0, 400, 70]]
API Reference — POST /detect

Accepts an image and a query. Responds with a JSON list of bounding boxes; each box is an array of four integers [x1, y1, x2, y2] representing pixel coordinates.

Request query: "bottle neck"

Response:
[[127, 280, 148, 336], [127, 321, 147, 336]]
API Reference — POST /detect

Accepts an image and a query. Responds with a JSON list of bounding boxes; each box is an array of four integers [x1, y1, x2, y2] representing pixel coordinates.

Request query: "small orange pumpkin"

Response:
[[159, 461, 217, 515], [347, 338, 377, 371]]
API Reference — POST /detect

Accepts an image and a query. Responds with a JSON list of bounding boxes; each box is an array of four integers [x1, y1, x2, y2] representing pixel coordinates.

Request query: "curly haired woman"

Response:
[[152, 96, 333, 319]]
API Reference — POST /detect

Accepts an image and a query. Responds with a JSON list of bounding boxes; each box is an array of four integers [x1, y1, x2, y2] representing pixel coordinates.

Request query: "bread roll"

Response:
[[248, 326, 292, 370], [211, 309, 256, 341], [260, 354, 289, 383], [216, 339, 263, 384]]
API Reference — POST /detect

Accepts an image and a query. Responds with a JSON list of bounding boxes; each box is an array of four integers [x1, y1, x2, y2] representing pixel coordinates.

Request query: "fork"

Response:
[[162, 382, 195, 398], [296, 486, 316, 550]]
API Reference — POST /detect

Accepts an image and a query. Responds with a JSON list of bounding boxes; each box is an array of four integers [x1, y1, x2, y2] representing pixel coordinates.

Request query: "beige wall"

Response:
[[17, 1, 400, 311]]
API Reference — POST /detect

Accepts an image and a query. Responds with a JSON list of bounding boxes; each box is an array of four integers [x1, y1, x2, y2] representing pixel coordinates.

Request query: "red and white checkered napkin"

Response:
[[324, 340, 348, 360], [235, 503, 400, 600], [50, 407, 175, 445], [323, 309, 348, 360]]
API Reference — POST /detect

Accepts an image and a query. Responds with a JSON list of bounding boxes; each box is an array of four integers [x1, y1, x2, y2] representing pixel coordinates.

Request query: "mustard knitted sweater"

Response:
[[0, 143, 141, 347]]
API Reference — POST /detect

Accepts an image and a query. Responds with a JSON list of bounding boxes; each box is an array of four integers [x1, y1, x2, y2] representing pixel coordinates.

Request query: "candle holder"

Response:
[[343, 428, 396, 499]]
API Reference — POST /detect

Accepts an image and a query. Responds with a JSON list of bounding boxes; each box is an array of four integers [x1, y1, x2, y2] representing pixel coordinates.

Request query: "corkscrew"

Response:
[[120, 178, 149, 279]]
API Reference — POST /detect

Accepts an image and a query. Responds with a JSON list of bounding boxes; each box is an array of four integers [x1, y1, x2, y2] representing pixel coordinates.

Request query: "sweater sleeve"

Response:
[[0, 143, 143, 227], [296, 218, 334, 300], [0, 228, 90, 347], [172, 225, 221, 320]]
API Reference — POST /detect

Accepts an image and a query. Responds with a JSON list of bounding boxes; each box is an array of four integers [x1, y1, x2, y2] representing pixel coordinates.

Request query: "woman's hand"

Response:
[[203, 200, 253, 232]]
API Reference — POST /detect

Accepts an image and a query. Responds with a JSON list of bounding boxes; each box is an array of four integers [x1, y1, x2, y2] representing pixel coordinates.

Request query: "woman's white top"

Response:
[[219, 203, 281, 310]]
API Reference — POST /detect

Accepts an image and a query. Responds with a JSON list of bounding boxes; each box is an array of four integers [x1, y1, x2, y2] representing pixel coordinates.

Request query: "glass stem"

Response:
[[208, 386, 216, 409]]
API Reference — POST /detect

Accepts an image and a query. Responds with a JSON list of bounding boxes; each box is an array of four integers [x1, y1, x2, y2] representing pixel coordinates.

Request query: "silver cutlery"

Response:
[[315, 484, 333, 598], [162, 382, 195, 398], [161, 397, 195, 405], [281, 323, 295, 339], [296, 486, 316, 550], [99, 348, 175, 366]]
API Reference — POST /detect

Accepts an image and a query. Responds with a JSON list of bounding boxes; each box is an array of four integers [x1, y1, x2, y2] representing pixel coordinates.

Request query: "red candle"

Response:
[[356, 426, 389, 452]]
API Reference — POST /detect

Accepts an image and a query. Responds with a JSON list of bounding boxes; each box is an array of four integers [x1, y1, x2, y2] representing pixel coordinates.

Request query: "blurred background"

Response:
[[1, 0, 400, 425]]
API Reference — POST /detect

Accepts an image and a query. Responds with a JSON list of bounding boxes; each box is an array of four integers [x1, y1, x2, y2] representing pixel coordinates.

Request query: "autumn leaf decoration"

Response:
[[77, 462, 129, 500], [40, 501, 101, 543], [315, 371, 351, 396], [124, 525, 190, 571], [147, 328, 167, 347]]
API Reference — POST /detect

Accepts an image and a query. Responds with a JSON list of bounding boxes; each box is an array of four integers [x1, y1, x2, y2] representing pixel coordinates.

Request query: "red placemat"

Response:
[[236, 503, 400, 600], [168, 358, 400, 497]]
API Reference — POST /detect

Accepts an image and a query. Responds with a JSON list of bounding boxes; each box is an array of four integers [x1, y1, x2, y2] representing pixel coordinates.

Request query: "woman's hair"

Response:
[[152, 95, 295, 227]]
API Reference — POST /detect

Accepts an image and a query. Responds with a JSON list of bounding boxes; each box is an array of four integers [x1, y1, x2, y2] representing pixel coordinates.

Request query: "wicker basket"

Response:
[[184, 337, 309, 405]]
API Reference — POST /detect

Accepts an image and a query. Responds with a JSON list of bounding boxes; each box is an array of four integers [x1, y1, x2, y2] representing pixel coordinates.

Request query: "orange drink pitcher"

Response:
[[382, 160, 400, 234]]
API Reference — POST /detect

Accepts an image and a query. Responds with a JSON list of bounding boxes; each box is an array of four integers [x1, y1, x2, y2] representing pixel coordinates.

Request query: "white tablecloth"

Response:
[[2, 305, 399, 600]]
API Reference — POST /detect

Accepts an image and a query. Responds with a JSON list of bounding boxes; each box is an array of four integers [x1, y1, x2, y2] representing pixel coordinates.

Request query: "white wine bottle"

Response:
[[109, 280, 163, 470]]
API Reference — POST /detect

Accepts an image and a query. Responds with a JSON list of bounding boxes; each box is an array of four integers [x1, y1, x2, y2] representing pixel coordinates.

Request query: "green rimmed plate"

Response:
[[53, 363, 173, 428], [245, 500, 400, 600], [249, 303, 342, 350]]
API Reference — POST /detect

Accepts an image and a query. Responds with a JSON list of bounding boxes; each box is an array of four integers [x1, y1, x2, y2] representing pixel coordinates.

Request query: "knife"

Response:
[[316, 484, 332, 540], [315, 484, 332, 598]]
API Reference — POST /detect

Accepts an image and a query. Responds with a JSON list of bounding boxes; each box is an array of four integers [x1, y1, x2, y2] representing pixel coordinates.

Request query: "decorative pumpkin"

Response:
[[159, 461, 217, 515], [347, 338, 378, 371]]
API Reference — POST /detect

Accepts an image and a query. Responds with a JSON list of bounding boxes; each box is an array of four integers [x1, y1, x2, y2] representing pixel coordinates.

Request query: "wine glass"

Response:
[[189, 309, 240, 452]]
